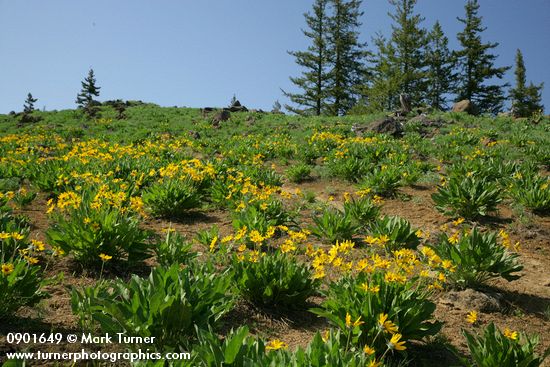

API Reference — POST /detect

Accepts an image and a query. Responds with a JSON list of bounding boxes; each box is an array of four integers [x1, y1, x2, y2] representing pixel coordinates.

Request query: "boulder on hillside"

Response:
[[366, 117, 403, 137], [211, 110, 231, 127], [228, 100, 248, 112], [452, 99, 477, 114]]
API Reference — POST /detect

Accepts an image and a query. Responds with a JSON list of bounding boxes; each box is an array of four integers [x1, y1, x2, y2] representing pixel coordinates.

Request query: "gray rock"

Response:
[[367, 117, 403, 137], [211, 110, 231, 127], [452, 100, 477, 114], [439, 289, 504, 313]]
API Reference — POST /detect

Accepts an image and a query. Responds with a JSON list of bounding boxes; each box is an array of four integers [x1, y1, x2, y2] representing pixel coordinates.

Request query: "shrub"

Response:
[[428, 228, 522, 289], [311, 207, 357, 243], [312, 271, 442, 356], [286, 163, 312, 183], [142, 178, 202, 218], [432, 175, 502, 219], [233, 252, 320, 309], [464, 323, 550, 367], [0, 257, 49, 319], [71, 263, 234, 351]]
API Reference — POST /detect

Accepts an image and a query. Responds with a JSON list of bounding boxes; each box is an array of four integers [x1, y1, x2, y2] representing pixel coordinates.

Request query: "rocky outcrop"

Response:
[[452, 100, 477, 114]]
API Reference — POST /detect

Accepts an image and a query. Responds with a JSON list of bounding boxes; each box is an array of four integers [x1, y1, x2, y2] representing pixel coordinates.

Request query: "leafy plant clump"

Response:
[[510, 173, 550, 214], [311, 206, 358, 244], [71, 263, 235, 351], [432, 174, 502, 220], [428, 228, 523, 289], [233, 252, 320, 310], [142, 178, 202, 218], [312, 271, 442, 357], [368, 215, 421, 252], [285, 163, 312, 183], [0, 257, 49, 319], [463, 323, 550, 367]]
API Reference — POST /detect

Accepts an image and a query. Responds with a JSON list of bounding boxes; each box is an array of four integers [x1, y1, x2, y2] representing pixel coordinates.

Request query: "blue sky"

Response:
[[1, 0, 549, 113]]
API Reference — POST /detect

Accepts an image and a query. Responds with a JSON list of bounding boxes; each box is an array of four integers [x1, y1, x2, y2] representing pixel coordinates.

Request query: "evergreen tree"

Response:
[[284, 0, 331, 115], [510, 49, 544, 117], [454, 0, 510, 114], [271, 100, 282, 113], [425, 21, 456, 110], [365, 0, 428, 111], [76, 69, 101, 117], [23, 93, 37, 114], [363, 33, 401, 111], [229, 94, 237, 107], [325, 0, 368, 116]]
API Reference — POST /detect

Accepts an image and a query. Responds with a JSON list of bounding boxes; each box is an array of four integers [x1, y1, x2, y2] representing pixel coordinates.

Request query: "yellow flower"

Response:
[[265, 339, 288, 351], [25, 256, 39, 265], [0, 232, 11, 240], [1, 263, 14, 276], [249, 230, 264, 243], [321, 329, 330, 342], [503, 328, 518, 341], [221, 235, 233, 243], [466, 311, 478, 324], [363, 345, 376, 355], [209, 236, 218, 253], [378, 313, 398, 334], [31, 240, 46, 252], [448, 232, 460, 244], [99, 253, 113, 262], [280, 239, 296, 253], [387, 333, 406, 351], [52, 246, 65, 256], [345, 313, 364, 328], [312, 266, 325, 279], [10, 232, 25, 241], [452, 217, 465, 226]]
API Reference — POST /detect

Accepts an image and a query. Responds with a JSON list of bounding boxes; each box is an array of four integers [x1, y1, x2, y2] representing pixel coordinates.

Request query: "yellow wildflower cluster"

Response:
[[498, 230, 521, 251], [158, 159, 215, 182], [47, 191, 81, 213]]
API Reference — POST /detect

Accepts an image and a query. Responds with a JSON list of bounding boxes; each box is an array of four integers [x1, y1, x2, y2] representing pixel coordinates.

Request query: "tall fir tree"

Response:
[[325, 0, 368, 116], [454, 0, 510, 114], [284, 0, 331, 115], [425, 21, 456, 110], [510, 49, 544, 117], [76, 68, 101, 117], [363, 33, 401, 111], [366, 0, 428, 111], [23, 93, 37, 114]]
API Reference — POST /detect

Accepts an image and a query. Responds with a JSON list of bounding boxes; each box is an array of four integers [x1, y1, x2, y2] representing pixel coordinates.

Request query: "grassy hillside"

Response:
[[1, 106, 549, 366]]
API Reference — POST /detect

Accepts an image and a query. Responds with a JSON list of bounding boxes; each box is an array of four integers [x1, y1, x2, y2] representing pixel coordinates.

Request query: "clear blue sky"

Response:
[[1, 0, 549, 114]]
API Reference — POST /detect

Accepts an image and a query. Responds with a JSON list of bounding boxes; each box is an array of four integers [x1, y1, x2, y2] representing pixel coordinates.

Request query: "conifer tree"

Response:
[[425, 21, 456, 110], [365, 0, 427, 111], [387, 0, 428, 104], [325, 0, 368, 116], [363, 33, 401, 111], [510, 49, 544, 117], [454, 0, 510, 114], [76, 69, 101, 118], [23, 93, 37, 114], [284, 0, 331, 115]]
